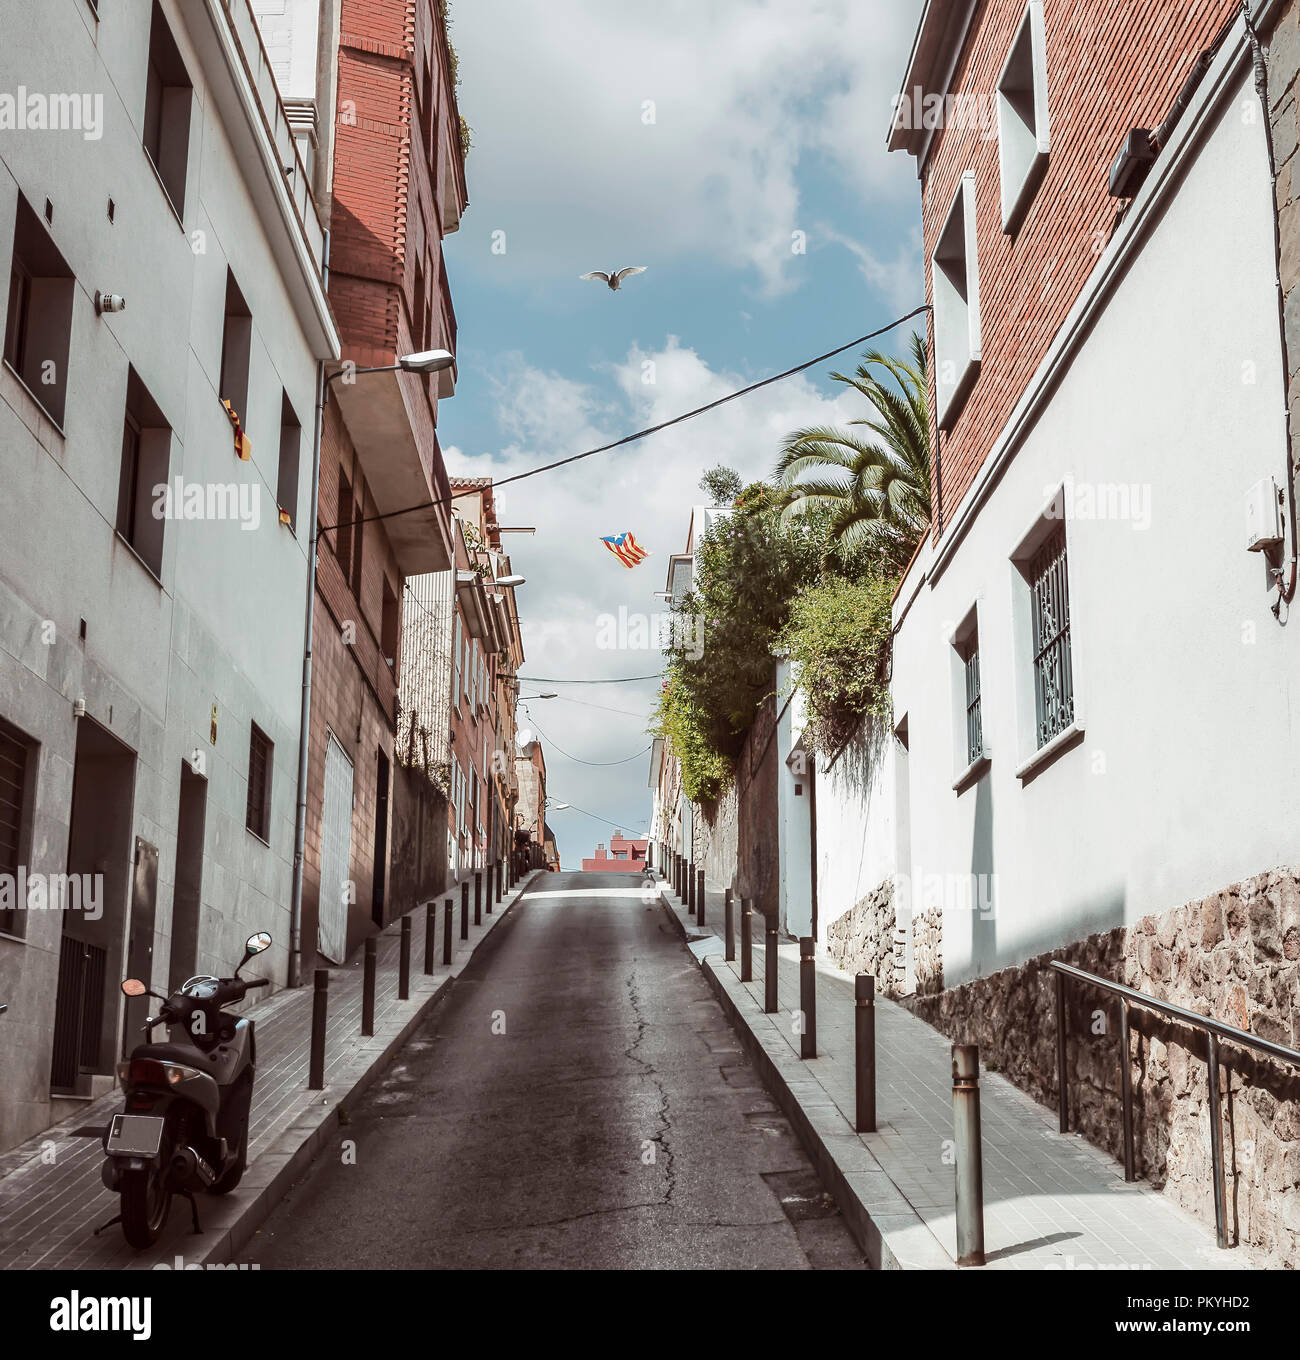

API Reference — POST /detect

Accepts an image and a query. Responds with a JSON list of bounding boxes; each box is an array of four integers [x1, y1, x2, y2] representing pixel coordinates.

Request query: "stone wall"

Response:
[[825, 878, 902, 997], [908, 866, 1300, 1265], [689, 692, 780, 923], [913, 906, 944, 996], [387, 762, 449, 922]]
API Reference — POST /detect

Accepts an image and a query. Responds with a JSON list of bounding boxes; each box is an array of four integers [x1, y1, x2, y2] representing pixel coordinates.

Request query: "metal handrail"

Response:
[[1050, 959, 1300, 1251]]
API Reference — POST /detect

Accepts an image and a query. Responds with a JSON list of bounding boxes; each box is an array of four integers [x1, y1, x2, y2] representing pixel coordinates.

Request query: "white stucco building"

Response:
[[885, 0, 1295, 991], [0, 0, 338, 1150]]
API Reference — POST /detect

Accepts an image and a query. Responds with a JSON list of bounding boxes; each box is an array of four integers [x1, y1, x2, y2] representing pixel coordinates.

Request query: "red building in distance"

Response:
[[581, 833, 647, 873]]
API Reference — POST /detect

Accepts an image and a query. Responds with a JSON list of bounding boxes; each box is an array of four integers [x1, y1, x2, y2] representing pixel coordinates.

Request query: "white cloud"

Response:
[[450, 0, 924, 296]]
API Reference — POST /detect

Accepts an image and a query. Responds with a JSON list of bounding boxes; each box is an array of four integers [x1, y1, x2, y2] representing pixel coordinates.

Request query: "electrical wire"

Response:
[[547, 800, 650, 836], [523, 711, 651, 766], [319, 305, 930, 537], [522, 694, 651, 719], [519, 673, 663, 685]]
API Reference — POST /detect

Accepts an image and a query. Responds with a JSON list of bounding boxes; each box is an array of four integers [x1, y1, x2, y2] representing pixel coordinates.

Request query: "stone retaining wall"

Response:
[[907, 866, 1300, 1265], [825, 878, 901, 997]]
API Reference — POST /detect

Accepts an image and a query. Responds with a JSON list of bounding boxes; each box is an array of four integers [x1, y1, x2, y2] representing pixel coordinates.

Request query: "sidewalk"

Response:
[[659, 872, 1262, 1270], [0, 870, 537, 1270]]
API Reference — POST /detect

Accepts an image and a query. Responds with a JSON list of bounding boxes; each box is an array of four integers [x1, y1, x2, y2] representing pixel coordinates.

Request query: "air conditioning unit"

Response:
[[1245, 477, 1283, 552]]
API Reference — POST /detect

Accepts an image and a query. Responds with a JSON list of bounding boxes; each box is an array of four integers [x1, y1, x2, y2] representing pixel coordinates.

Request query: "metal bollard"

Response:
[[361, 937, 376, 1037], [424, 901, 436, 975], [308, 969, 328, 1089], [443, 897, 453, 966], [696, 868, 706, 928], [951, 1044, 986, 1267], [740, 897, 753, 981], [764, 913, 778, 1014], [496, 858, 503, 904], [485, 864, 493, 915], [461, 880, 469, 940], [855, 973, 876, 1132], [724, 888, 735, 961], [399, 916, 411, 1000], [474, 871, 482, 926], [799, 937, 816, 1058], [687, 860, 696, 915]]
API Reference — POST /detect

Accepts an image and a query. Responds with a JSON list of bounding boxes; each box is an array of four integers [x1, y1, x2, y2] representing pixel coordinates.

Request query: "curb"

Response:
[[656, 881, 950, 1272], [147, 872, 541, 1269]]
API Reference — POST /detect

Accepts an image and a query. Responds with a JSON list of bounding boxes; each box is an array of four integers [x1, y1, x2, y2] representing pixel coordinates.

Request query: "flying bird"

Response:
[[580, 266, 647, 292]]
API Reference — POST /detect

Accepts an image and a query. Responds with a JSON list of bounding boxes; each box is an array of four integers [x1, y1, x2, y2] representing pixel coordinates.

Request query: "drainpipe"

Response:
[[289, 230, 331, 989], [1242, 2, 1299, 616]]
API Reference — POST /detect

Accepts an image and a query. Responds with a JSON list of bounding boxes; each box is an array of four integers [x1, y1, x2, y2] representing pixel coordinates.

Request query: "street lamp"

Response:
[[289, 348, 456, 987], [396, 349, 456, 373], [494, 574, 526, 587], [520, 691, 558, 699]]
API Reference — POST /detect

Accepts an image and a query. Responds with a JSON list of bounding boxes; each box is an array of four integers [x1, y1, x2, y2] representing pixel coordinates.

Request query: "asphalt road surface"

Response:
[[243, 872, 866, 1269]]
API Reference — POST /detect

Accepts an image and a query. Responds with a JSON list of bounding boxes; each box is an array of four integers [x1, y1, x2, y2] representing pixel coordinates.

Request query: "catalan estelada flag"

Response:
[[601, 531, 650, 568]]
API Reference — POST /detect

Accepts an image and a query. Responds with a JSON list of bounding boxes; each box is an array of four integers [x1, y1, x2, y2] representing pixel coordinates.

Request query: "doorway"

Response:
[[50, 718, 135, 1094], [167, 763, 207, 991], [318, 733, 353, 964]]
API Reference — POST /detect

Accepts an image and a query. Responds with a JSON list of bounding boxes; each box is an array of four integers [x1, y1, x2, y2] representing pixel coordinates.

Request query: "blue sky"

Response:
[[439, 0, 925, 866]]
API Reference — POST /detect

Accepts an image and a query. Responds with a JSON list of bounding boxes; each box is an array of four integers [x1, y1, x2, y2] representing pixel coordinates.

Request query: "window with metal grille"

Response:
[[246, 724, 273, 842], [1029, 525, 1074, 747], [963, 636, 983, 766], [0, 717, 31, 938]]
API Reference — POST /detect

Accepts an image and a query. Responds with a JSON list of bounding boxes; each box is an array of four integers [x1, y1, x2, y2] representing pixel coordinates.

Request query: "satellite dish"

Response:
[[515, 727, 534, 749]]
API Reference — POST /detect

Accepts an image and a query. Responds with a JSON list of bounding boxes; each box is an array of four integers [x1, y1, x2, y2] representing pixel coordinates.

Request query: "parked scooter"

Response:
[[97, 931, 272, 1248]]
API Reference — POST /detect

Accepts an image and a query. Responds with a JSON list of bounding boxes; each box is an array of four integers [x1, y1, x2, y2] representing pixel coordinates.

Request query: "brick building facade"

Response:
[[258, 0, 467, 974]]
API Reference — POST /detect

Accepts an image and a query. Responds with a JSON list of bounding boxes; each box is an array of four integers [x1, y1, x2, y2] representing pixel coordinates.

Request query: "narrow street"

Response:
[[242, 874, 865, 1269]]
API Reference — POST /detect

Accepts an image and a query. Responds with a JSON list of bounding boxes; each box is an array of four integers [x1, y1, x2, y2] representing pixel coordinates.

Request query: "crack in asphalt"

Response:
[[623, 964, 677, 1206]]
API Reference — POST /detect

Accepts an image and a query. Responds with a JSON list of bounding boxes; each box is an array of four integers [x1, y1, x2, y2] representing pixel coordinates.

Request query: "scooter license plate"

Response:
[[106, 1114, 165, 1158]]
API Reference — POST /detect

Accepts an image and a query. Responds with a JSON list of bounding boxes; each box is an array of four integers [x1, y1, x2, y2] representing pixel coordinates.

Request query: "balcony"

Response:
[[332, 377, 455, 575]]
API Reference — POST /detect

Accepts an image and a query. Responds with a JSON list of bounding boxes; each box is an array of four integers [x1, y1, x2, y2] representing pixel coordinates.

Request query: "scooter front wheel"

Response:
[[120, 1168, 172, 1248]]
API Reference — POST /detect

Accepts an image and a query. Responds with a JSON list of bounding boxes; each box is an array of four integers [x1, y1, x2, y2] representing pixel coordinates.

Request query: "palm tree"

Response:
[[774, 331, 931, 575]]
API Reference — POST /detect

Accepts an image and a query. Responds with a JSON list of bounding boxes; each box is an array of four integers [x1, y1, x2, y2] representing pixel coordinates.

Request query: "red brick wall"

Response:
[[921, 0, 1240, 531], [301, 399, 403, 969]]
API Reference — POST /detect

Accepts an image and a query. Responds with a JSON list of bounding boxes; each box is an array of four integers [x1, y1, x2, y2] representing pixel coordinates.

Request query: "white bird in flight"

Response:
[[580, 266, 648, 292]]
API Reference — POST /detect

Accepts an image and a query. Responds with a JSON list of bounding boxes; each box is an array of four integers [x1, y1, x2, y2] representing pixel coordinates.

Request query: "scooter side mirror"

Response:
[[234, 931, 272, 976], [121, 978, 148, 998]]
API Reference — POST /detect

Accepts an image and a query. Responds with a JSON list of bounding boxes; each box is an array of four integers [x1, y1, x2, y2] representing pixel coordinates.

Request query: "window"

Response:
[[420, 50, 436, 159], [381, 577, 400, 678], [277, 393, 301, 529], [452, 613, 463, 711], [950, 606, 984, 781], [334, 470, 353, 576], [932, 171, 981, 428], [245, 724, 273, 842], [4, 194, 74, 426], [116, 367, 171, 578], [1028, 525, 1074, 748], [964, 641, 982, 764], [996, 0, 1050, 233], [143, 1, 193, 217], [0, 716, 34, 939], [350, 483, 364, 591], [219, 269, 251, 424]]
